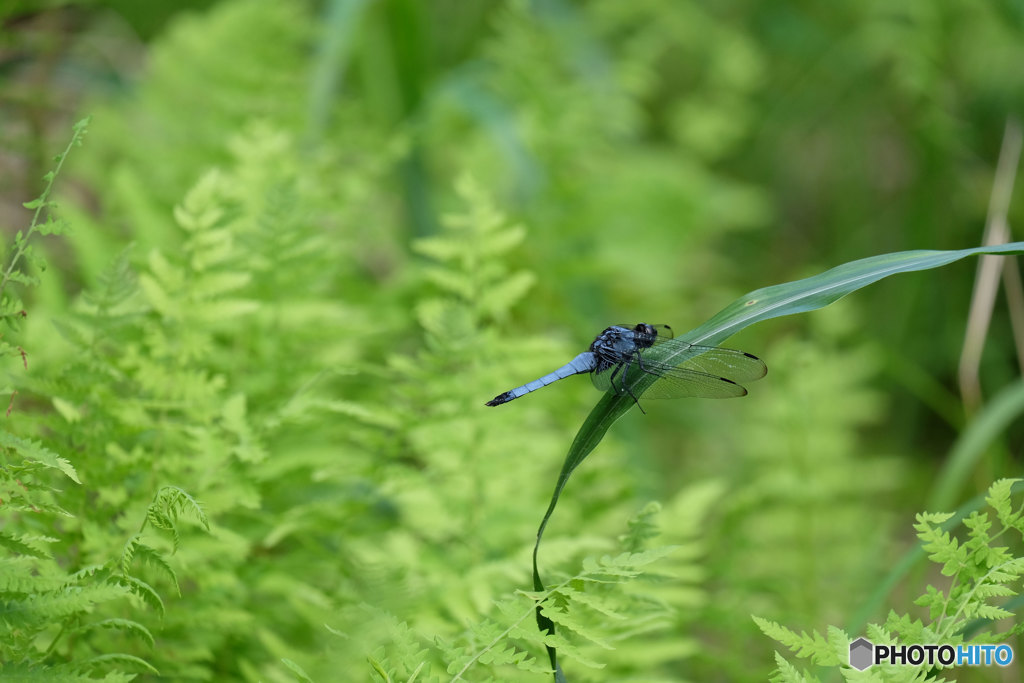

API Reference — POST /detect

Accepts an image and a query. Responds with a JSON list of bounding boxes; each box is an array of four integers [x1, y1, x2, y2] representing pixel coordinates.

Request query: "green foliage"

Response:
[[760, 479, 1024, 681], [5, 1, 1024, 681], [684, 307, 900, 680], [7, 105, 718, 680], [0, 117, 87, 353], [913, 480, 1024, 638], [323, 176, 722, 681], [0, 119, 181, 680], [356, 486, 719, 682]]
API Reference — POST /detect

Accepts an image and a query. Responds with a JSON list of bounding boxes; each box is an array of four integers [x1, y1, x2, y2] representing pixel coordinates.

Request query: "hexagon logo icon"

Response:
[[849, 637, 874, 670]]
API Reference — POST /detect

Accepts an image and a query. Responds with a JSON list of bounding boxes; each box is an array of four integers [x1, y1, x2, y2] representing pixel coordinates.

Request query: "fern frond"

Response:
[[120, 535, 180, 596], [281, 657, 315, 682], [141, 485, 211, 552], [80, 652, 159, 675], [444, 599, 550, 677], [80, 248, 141, 316], [0, 582, 130, 628], [156, 485, 210, 530], [67, 564, 109, 582], [0, 430, 81, 483], [110, 575, 165, 618], [537, 630, 606, 670], [883, 612, 937, 647], [913, 585, 950, 621], [412, 174, 535, 320], [768, 651, 819, 683], [913, 512, 966, 576], [540, 602, 615, 651], [0, 530, 56, 559], [0, 661, 134, 682], [618, 501, 662, 553], [767, 479, 1024, 679], [577, 547, 678, 581], [0, 557, 66, 592], [77, 617, 156, 649], [120, 534, 140, 576], [752, 616, 836, 664], [0, 117, 88, 333], [985, 478, 1021, 528]]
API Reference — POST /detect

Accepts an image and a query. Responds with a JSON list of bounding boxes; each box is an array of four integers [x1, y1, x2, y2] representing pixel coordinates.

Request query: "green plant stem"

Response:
[[0, 117, 89, 304], [41, 622, 66, 659]]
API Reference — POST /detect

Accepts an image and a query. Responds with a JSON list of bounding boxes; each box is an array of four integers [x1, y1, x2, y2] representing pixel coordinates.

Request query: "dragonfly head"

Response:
[[633, 323, 658, 348]]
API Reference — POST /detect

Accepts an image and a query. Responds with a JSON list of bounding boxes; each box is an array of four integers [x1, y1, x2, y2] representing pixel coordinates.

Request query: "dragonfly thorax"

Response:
[[588, 324, 658, 373]]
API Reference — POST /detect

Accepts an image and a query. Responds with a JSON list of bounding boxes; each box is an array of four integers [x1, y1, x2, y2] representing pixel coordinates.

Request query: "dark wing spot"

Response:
[[719, 376, 749, 396], [743, 352, 760, 360]]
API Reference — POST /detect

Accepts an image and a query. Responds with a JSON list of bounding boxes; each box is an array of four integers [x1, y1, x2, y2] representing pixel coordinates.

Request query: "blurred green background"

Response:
[[2, 0, 1024, 680]]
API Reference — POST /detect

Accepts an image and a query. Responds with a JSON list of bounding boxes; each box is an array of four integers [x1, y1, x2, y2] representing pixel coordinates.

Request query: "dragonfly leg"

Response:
[[608, 362, 624, 394], [610, 360, 645, 414]]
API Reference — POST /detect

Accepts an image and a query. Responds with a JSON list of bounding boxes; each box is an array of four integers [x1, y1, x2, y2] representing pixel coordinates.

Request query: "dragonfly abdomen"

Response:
[[485, 352, 596, 406]]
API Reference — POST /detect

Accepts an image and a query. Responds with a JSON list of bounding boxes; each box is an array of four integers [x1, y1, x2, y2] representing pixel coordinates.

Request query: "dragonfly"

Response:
[[485, 323, 766, 413]]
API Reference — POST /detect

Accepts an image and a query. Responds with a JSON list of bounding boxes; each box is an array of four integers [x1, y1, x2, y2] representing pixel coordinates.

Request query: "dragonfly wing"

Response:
[[616, 345, 767, 400], [649, 340, 767, 383], [591, 364, 619, 393], [627, 364, 749, 399], [591, 356, 749, 400], [650, 324, 674, 340]]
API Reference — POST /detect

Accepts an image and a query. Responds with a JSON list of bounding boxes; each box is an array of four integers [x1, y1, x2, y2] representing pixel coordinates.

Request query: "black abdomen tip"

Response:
[[486, 392, 513, 406]]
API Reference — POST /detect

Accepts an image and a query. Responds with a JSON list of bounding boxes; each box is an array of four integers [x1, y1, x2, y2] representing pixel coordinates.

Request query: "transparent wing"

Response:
[[649, 339, 768, 384], [592, 361, 748, 399], [650, 324, 674, 340], [591, 343, 766, 400]]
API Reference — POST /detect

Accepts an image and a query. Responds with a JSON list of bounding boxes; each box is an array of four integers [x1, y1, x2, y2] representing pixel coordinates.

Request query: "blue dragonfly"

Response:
[[486, 323, 766, 413]]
